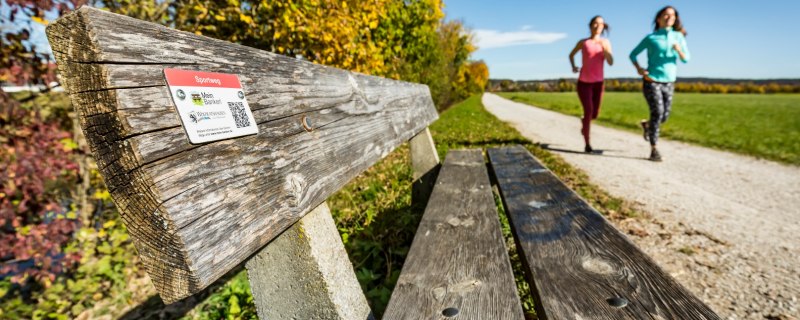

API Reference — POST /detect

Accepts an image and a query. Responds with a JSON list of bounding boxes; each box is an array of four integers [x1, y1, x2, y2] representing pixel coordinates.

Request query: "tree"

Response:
[[96, 0, 484, 109], [97, 0, 394, 75], [1, 1, 84, 91], [464, 60, 489, 93]]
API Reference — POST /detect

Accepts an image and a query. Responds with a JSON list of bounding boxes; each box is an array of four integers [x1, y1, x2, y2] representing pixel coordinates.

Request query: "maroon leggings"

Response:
[[577, 81, 604, 145]]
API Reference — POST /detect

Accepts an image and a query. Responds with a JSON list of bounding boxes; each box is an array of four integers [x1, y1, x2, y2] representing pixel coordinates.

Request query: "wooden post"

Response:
[[246, 203, 373, 320], [409, 127, 440, 205]]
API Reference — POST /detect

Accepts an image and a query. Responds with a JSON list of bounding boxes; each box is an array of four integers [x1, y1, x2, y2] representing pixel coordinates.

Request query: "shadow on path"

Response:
[[539, 143, 648, 161]]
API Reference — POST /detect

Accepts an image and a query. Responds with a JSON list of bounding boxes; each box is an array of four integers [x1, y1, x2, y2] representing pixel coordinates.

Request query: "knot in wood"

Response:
[[581, 257, 615, 275], [283, 173, 306, 207], [447, 216, 475, 228]]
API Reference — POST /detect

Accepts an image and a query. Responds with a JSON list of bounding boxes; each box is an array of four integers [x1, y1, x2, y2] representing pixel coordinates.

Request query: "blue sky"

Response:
[[444, 1, 799, 80], [6, 1, 797, 81]]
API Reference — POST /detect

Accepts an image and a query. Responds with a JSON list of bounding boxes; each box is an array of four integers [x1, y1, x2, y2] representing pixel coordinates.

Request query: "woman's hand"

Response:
[[602, 39, 612, 53], [602, 39, 614, 65], [572, 66, 580, 73], [672, 43, 687, 61], [638, 67, 654, 82]]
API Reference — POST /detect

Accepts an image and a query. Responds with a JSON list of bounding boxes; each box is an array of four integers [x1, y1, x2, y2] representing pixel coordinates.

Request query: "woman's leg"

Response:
[[660, 82, 675, 124], [591, 82, 604, 120], [642, 81, 665, 145], [576, 81, 594, 146]]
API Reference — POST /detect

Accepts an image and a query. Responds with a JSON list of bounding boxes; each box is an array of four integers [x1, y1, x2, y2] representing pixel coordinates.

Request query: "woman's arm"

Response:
[[568, 40, 583, 73], [603, 39, 614, 66], [672, 34, 691, 62], [629, 37, 648, 76]]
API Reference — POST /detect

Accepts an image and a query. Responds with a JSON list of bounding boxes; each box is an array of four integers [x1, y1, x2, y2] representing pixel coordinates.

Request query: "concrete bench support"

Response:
[[246, 202, 373, 320]]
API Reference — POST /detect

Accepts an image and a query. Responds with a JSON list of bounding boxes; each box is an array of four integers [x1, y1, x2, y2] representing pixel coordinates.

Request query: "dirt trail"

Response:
[[483, 93, 800, 319]]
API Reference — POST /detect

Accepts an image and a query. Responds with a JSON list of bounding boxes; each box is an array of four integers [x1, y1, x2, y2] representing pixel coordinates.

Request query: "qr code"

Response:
[[228, 102, 251, 128]]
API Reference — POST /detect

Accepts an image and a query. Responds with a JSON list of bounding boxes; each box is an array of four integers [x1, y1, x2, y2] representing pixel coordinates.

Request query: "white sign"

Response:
[[164, 68, 258, 144]]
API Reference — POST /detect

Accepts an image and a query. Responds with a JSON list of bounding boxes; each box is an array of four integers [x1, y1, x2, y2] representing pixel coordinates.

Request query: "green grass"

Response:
[[498, 92, 800, 165]]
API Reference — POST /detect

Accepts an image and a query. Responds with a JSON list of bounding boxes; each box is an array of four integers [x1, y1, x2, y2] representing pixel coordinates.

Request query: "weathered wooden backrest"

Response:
[[47, 7, 438, 303]]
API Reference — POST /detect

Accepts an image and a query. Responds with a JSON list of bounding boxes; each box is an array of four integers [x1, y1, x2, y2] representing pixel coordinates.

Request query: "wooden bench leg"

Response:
[[246, 202, 373, 320], [410, 127, 440, 206]]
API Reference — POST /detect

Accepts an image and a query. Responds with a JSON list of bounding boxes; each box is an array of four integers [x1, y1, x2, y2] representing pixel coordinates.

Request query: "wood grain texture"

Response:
[[488, 145, 720, 320], [384, 149, 524, 320], [46, 7, 438, 303]]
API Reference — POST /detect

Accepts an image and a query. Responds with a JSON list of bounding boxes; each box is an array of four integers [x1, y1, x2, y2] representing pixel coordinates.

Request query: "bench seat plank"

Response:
[[488, 145, 719, 319], [384, 149, 524, 320]]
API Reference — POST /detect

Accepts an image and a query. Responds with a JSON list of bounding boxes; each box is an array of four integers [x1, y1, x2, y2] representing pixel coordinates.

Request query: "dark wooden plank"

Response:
[[488, 145, 720, 320], [384, 149, 524, 320], [46, 7, 438, 303]]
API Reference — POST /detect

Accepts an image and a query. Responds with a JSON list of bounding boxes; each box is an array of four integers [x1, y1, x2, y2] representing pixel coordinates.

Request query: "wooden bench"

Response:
[[48, 7, 720, 320]]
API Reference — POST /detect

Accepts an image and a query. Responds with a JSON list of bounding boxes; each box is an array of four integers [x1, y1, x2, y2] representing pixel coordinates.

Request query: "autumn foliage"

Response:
[[1, 1, 85, 87], [0, 96, 80, 286], [97, 0, 489, 108]]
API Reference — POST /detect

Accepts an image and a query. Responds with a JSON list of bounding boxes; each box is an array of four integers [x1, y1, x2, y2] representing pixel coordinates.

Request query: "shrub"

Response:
[[0, 92, 80, 289]]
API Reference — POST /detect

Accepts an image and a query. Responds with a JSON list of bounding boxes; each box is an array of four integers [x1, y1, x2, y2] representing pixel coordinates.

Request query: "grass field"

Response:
[[497, 92, 800, 165]]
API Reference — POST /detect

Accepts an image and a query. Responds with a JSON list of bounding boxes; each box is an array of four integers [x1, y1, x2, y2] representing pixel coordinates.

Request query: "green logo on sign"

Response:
[[191, 92, 204, 106]]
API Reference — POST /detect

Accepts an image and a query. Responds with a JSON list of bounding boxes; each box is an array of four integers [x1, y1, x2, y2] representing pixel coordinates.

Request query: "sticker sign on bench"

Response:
[[164, 68, 258, 144]]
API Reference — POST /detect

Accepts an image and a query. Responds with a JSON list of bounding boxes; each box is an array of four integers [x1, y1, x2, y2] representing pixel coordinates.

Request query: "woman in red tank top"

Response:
[[569, 15, 614, 153]]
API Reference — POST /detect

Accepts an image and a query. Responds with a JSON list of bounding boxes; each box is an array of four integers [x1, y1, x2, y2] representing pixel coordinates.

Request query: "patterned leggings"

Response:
[[642, 81, 675, 145]]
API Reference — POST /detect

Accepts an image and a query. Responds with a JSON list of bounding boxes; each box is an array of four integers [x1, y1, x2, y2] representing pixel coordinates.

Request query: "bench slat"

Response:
[[46, 7, 438, 303], [488, 146, 719, 319], [384, 149, 524, 320]]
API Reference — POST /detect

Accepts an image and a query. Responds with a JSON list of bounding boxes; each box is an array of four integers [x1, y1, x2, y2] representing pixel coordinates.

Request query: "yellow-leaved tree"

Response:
[[96, 0, 485, 109]]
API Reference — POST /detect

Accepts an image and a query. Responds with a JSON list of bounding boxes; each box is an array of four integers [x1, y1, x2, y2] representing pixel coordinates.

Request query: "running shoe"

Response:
[[649, 148, 662, 162]]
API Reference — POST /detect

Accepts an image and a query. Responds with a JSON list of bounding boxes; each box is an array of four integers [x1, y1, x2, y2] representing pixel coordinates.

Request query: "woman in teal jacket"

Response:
[[629, 6, 690, 161]]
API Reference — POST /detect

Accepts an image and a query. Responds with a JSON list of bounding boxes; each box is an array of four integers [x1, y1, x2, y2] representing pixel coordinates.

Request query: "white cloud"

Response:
[[474, 28, 567, 49], [521, 25, 533, 31]]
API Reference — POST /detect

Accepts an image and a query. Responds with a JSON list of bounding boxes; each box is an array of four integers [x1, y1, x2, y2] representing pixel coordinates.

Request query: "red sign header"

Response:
[[164, 68, 243, 89]]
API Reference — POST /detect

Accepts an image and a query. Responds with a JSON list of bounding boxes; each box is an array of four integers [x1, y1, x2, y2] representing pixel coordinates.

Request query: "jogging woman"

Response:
[[569, 15, 614, 153], [629, 6, 690, 161]]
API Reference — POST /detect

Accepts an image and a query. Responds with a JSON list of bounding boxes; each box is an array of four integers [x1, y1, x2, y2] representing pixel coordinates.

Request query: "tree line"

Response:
[[491, 78, 800, 94]]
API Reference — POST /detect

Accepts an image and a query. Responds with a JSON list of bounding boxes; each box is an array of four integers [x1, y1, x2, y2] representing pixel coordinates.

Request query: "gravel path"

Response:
[[483, 93, 800, 319]]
